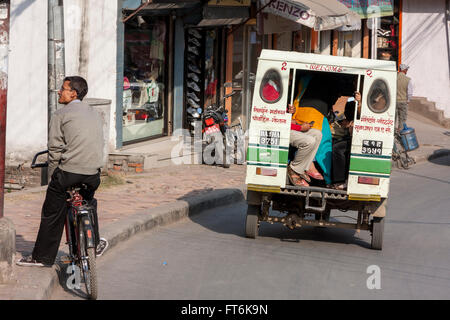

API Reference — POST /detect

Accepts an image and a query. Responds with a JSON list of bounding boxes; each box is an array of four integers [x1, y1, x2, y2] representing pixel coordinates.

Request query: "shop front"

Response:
[[123, 15, 169, 144], [121, 0, 203, 146], [183, 1, 251, 134], [337, 0, 401, 64], [121, 0, 251, 143]]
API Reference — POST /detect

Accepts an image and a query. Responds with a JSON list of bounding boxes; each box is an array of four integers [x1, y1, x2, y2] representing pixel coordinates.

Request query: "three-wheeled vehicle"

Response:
[[245, 50, 397, 250]]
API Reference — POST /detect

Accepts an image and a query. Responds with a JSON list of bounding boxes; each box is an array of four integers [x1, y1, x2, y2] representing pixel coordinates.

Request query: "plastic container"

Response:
[[400, 123, 419, 151]]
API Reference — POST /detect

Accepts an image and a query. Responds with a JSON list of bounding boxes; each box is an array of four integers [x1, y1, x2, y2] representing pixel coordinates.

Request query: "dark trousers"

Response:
[[332, 138, 352, 184], [32, 168, 101, 265]]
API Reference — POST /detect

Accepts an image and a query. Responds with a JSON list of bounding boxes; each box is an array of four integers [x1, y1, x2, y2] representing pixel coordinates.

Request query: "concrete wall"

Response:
[[64, 0, 119, 151], [6, 0, 120, 163], [6, 0, 48, 163], [401, 0, 450, 118]]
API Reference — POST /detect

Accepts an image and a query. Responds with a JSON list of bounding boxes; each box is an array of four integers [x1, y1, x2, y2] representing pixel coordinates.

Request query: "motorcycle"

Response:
[[201, 91, 238, 168]]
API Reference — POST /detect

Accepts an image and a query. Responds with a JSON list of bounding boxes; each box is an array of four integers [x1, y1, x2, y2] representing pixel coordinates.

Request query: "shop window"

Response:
[[340, 31, 353, 57], [376, 2, 400, 62], [293, 27, 311, 53], [123, 16, 168, 143]]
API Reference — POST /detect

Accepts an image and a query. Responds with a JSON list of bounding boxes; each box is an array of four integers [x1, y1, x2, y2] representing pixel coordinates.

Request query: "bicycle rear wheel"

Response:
[[79, 229, 98, 300]]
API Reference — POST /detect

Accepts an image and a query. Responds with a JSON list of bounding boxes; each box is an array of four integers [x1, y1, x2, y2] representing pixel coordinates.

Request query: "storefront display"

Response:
[[376, 15, 399, 61], [184, 28, 221, 135], [185, 28, 204, 131], [123, 16, 168, 143]]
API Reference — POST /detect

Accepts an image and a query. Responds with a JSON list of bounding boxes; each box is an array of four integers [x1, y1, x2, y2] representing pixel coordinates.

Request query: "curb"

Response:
[[426, 149, 450, 161], [410, 148, 450, 165], [11, 186, 246, 300]]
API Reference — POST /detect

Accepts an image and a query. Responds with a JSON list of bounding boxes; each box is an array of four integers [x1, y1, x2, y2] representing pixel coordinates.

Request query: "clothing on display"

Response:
[[123, 15, 167, 142]]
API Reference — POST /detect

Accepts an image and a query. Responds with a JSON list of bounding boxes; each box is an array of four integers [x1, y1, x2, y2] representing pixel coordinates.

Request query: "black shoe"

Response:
[[16, 256, 49, 267], [96, 238, 109, 257], [187, 73, 200, 83]]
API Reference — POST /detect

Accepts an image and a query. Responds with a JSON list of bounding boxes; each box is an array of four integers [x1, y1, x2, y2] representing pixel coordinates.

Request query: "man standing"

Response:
[[396, 64, 413, 131], [17, 76, 108, 267]]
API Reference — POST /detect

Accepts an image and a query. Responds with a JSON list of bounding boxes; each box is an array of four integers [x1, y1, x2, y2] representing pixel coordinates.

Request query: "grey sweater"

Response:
[[48, 100, 105, 176]]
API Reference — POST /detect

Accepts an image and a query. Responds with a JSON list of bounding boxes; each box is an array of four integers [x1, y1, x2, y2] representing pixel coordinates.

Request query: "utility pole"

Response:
[[0, 0, 10, 219], [46, 0, 65, 184], [48, 0, 65, 118], [0, 0, 14, 284]]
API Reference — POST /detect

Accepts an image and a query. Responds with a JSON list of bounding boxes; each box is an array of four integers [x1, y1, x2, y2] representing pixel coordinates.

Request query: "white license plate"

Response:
[[205, 124, 220, 135]]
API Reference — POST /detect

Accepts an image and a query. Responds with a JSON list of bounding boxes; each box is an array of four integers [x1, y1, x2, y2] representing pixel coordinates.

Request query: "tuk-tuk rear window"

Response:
[[260, 69, 283, 104], [367, 79, 390, 113]]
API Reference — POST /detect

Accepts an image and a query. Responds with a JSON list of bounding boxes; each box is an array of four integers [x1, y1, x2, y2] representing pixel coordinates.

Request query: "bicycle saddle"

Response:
[[68, 184, 88, 192]]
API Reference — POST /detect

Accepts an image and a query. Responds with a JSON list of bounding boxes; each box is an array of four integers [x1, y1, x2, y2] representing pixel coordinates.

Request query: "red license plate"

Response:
[[205, 124, 220, 135]]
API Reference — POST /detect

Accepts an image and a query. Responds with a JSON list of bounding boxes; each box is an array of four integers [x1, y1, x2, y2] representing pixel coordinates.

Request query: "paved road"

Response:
[[52, 155, 450, 300]]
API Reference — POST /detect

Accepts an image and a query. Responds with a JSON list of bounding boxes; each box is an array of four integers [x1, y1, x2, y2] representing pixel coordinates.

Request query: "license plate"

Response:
[[362, 140, 383, 155], [205, 124, 220, 135], [260, 130, 280, 146]]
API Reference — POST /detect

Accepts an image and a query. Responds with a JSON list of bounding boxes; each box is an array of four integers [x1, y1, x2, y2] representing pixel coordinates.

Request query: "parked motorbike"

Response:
[[201, 91, 238, 168]]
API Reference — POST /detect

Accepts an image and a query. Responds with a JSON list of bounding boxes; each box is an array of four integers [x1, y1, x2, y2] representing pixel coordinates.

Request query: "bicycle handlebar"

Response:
[[31, 150, 49, 168]]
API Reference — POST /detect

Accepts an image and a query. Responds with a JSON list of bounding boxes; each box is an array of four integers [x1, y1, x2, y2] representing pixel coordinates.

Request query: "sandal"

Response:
[[306, 170, 324, 180], [299, 172, 312, 183], [288, 167, 310, 187], [332, 182, 347, 190]]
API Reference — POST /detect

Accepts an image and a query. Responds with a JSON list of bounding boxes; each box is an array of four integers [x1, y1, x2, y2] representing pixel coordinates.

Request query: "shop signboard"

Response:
[[261, 0, 315, 29], [338, 0, 394, 18], [208, 0, 251, 6], [260, 0, 360, 31]]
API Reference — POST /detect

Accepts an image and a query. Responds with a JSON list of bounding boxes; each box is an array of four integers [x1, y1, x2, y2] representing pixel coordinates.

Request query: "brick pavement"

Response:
[[4, 163, 246, 259]]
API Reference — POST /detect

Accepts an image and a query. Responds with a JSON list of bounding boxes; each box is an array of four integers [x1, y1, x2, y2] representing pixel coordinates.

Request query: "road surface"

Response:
[[52, 155, 450, 299]]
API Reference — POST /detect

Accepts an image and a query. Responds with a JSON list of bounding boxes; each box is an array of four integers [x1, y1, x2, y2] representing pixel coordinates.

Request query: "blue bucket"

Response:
[[400, 123, 419, 151]]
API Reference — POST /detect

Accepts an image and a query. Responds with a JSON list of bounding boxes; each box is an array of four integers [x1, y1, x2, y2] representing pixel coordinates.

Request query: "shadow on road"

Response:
[[184, 188, 372, 249], [428, 149, 450, 167], [54, 262, 88, 300], [259, 215, 372, 249]]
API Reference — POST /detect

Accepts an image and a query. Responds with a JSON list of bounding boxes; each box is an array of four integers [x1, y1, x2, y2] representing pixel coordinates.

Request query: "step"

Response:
[[409, 97, 450, 129]]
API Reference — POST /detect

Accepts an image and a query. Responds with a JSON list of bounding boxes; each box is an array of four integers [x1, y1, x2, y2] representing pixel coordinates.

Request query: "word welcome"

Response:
[[309, 64, 344, 73]]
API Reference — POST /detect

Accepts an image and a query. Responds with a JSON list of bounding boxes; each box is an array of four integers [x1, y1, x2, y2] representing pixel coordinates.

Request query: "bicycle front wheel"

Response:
[[79, 229, 98, 300]]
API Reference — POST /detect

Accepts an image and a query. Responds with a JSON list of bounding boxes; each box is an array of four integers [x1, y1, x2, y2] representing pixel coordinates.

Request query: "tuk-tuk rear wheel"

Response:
[[371, 217, 385, 250], [245, 204, 261, 239]]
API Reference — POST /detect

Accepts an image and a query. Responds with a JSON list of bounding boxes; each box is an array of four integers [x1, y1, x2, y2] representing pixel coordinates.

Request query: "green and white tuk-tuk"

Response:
[[245, 49, 397, 250]]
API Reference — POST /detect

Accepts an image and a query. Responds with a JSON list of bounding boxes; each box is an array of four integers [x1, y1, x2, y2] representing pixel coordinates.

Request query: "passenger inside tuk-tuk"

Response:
[[330, 94, 361, 190], [287, 71, 360, 189]]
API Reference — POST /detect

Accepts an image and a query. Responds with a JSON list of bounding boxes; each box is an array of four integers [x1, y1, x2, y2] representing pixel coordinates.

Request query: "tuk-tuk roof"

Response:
[[259, 49, 397, 72]]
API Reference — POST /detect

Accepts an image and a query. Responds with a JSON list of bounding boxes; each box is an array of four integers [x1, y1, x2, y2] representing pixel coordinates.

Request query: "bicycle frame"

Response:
[[65, 189, 96, 262], [31, 149, 98, 299]]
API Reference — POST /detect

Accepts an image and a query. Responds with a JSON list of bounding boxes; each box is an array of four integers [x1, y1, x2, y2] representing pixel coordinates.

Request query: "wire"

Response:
[[122, 0, 153, 23]]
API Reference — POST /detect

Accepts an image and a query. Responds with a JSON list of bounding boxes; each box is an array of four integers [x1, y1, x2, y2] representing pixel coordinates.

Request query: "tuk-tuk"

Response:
[[245, 49, 397, 250]]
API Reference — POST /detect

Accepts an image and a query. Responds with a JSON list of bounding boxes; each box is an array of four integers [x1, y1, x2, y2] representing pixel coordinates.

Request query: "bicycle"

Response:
[[392, 130, 415, 169], [32, 150, 98, 300]]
